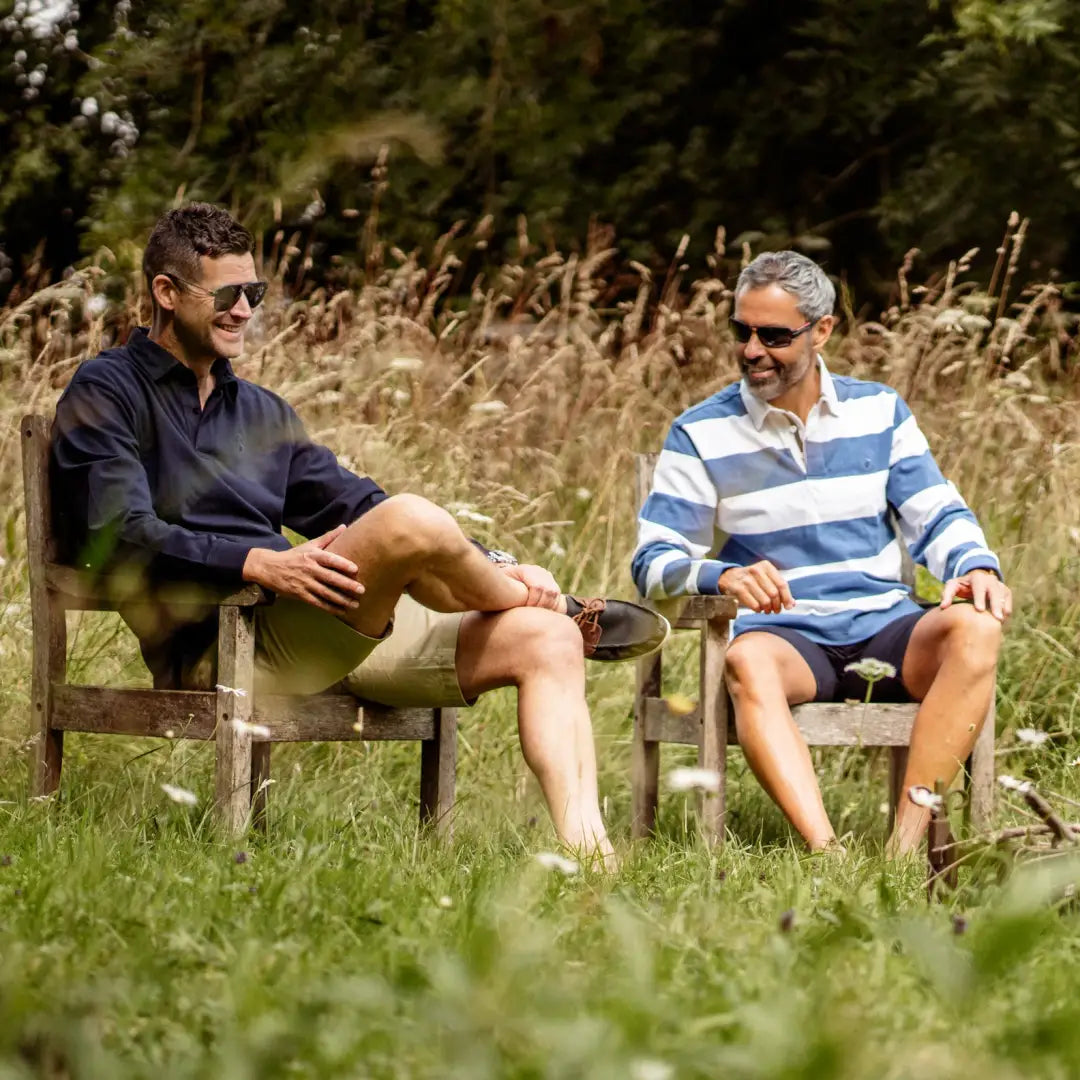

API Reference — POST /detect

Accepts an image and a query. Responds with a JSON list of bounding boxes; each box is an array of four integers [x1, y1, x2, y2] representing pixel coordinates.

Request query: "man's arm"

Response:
[[280, 409, 387, 538], [53, 377, 263, 581], [631, 422, 739, 599], [885, 395, 1002, 583]]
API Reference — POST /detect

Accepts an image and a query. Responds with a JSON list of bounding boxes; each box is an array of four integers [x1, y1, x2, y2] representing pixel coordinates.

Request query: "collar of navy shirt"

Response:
[[127, 327, 240, 402]]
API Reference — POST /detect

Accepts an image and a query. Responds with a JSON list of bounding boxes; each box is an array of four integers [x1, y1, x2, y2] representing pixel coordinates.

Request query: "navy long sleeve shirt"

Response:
[[51, 329, 387, 687], [52, 328, 387, 583]]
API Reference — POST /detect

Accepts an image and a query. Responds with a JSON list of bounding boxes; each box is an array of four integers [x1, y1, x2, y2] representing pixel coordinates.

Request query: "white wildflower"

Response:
[[389, 356, 423, 373], [843, 658, 897, 682], [1070, 757, 1080, 768], [161, 783, 198, 806], [469, 400, 508, 416], [86, 294, 107, 317], [547, 540, 567, 558], [997, 774, 1033, 794], [437, 895, 453, 909], [215, 684, 248, 698], [391, 389, 411, 406], [163, 729, 175, 739], [907, 785, 944, 811], [575, 487, 592, 502], [668, 767, 722, 794], [80, 96, 98, 117], [1015, 728, 1049, 746], [232, 719, 271, 739], [534, 852, 579, 875]]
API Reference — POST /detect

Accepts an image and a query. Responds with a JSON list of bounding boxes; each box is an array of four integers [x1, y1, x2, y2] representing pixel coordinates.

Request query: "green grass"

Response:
[[2, 234, 1079, 1076], [3, 645, 1080, 1079]]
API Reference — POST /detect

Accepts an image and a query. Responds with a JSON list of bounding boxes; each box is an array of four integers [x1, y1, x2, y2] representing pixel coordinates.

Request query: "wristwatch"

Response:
[[485, 548, 519, 567]]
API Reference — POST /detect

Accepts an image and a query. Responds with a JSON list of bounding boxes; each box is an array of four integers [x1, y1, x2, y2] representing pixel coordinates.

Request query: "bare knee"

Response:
[[501, 608, 584, 686], [725, 641, 777, 706], [372, 493, 465, 563], [939, 604, 1002, 675]]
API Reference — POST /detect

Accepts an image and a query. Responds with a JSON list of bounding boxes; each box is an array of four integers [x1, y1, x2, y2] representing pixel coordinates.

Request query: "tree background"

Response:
[[2, 0, 1078, 302]]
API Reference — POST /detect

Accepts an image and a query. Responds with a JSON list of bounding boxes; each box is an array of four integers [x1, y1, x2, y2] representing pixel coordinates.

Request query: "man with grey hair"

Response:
[[632, 250, 1010, 855]]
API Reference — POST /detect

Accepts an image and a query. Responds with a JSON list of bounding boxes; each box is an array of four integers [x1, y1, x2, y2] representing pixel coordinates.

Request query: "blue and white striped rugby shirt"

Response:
[[631, 359, 1001, 645]]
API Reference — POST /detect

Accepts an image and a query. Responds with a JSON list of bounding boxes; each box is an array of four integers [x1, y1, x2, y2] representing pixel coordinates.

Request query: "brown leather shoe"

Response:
[[564, 596, 671, 662]]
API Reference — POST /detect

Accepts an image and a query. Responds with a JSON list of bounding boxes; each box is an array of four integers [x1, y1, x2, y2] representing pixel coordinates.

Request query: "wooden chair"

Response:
[[21, 414, 457, 837], [631, 452, 995, 844]]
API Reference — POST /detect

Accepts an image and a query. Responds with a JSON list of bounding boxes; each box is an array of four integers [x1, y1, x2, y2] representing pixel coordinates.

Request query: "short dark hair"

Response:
[[143, 203, 254, 307]]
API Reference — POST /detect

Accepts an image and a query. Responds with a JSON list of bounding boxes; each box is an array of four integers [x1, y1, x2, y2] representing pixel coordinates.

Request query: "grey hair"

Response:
[[735, 251, 836, 322]]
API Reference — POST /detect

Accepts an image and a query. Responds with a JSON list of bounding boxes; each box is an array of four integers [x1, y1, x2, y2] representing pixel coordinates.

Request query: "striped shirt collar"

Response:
[[739, 355, 838, 430]]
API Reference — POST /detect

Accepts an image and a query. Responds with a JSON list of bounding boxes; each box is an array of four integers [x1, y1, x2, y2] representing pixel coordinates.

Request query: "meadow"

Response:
[[1, 221, 1079, 1078]]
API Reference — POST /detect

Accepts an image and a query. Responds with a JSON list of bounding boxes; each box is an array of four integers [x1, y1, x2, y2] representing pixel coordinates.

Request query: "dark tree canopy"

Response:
[[2, 0, 1078, 299]]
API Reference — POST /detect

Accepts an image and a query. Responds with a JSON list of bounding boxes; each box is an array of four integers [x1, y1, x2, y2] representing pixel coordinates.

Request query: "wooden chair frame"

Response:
[[21, 414, 457, 836], [631, 453, 995, 844]]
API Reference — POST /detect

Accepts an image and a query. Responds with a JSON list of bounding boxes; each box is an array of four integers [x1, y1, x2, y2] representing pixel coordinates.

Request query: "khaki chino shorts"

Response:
[[254, 593, 469, 707]]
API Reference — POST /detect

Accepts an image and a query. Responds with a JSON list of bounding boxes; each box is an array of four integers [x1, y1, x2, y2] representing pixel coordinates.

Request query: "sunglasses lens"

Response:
[[758, 328, 794, 348], [212, 282, 268, 311], [244, 282, 268, 310], [729, 318, 753, 344], [213, 285, 242, 312]]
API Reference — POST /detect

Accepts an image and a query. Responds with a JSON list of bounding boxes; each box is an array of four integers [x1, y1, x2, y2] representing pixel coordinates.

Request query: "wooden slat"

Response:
[[51, 685, 437, 741], [632, 648, 664, 838], [699, 615, 730, 842], [643, 698, 704, 745], [21, 415, 65, 795], [420, 708, 457, 837], [968, 695, 996, 829], [215, 606, 256, 834], [44, 563, 268, 611], [673, 595, 738, 626], [642, 696, 920, 747]]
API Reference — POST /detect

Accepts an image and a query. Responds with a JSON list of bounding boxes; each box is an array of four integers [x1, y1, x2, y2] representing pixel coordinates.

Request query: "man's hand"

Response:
[[941, 568, 1011, 622], [242, 524, 365, 614], [499, 563, 562, 610], [718, 560, 795, 614]]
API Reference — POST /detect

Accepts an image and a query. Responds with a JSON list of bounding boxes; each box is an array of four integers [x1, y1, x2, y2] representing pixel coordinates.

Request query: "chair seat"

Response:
[[640, 695, 919, 746]]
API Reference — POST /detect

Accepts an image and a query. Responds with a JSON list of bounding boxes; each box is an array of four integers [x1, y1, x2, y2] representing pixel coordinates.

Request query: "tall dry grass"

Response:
[[0, 215, 1077, 742]]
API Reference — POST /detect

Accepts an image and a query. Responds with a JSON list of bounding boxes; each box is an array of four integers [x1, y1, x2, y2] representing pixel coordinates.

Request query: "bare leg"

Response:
[[725, 632, 835, 850], [325, 494, 533, 637], [887, 605, 1002, 856], [455, 606, 615, 867]]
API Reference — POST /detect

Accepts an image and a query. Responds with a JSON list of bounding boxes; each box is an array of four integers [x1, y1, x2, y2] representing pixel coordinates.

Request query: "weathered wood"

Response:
[[215, 605, 256, 835], [419, 708, 457, 838], [699, 616, 730, 843], [632, 650, 664, 838], [51, 686, 439, 741], [642, 696, 920, 748], [673, 595, 739, 626], [888, 747, 910, 834], [967, 696, 996, 831], [22, 414, 65, 796]]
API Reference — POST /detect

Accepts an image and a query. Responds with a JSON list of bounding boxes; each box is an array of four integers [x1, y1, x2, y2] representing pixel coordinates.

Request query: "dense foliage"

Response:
[[2, 0, 1080, 298]]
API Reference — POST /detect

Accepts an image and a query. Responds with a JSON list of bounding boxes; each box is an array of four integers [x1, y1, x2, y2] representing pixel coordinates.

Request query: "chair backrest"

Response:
[[21, 414, 58, 572], [634, 452, 917, 588]]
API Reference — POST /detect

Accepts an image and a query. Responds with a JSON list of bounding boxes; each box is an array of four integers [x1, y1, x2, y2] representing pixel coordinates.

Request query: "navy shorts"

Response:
[[748, 608, 929, 703]]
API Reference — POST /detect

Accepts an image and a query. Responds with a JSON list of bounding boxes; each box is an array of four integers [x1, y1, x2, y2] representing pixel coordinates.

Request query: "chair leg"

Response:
[[966, 695, 996, 832], [699, 616, 731, 846], [632, 651, 662, 838], [30, 591, 66, 798], [420, 707, 457, 839], [250, 742, 271, 832], [887, 746, 910, 835], [215, 604, 256, 836]]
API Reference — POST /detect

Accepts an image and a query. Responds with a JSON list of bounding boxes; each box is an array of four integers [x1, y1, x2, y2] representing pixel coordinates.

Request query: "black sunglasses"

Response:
[[166, 273, 268, 312], [729, 317, 815, 349]]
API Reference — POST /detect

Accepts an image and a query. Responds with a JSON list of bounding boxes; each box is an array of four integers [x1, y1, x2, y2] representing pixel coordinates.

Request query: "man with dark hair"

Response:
[[633, 250, 1010, 856], [53, 202, 668, 864]]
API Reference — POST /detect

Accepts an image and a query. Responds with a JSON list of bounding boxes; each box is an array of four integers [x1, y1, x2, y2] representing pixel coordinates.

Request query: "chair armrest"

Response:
[[45, 563, 270, 611], [641, 593, 738, 627]]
